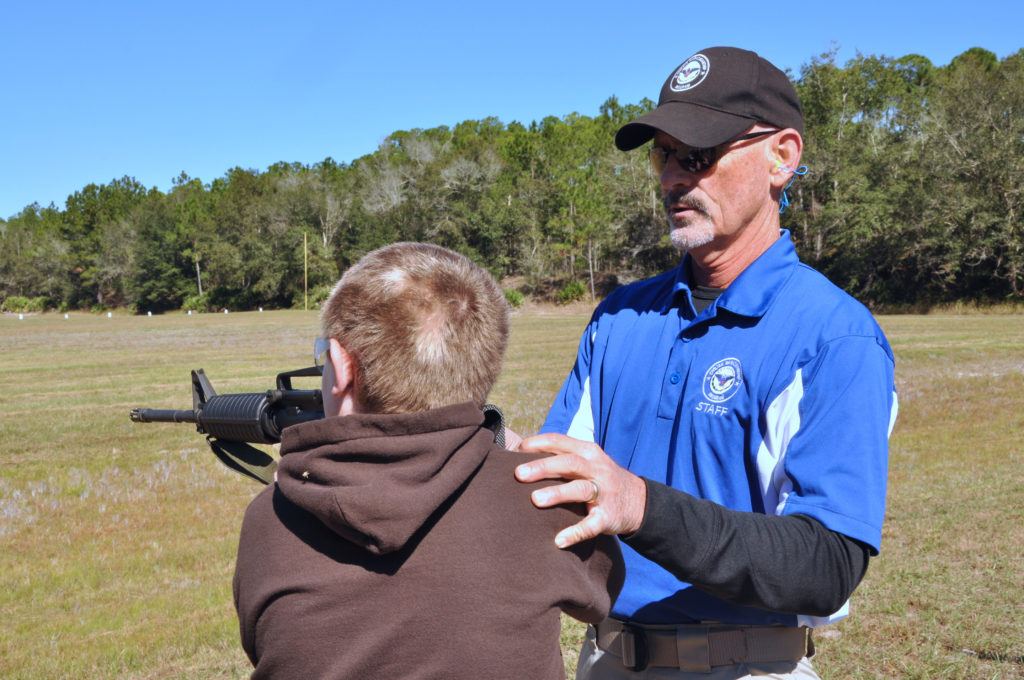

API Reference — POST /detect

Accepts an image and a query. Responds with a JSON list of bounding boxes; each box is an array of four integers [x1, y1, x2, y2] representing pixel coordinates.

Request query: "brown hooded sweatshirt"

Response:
[[233, 402, 624, 679]]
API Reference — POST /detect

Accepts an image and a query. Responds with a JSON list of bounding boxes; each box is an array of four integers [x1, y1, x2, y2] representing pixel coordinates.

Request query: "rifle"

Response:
[[131, 367, 508, 486], [130, 367, 324, 485]]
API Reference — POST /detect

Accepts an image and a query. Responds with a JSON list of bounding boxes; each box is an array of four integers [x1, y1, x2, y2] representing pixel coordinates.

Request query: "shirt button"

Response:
[[669, 373, 681, 384]]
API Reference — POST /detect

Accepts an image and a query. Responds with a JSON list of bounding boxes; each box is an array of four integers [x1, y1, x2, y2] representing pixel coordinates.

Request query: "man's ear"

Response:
[[325, 338, 360, 416], [768, 129, 804, 189]]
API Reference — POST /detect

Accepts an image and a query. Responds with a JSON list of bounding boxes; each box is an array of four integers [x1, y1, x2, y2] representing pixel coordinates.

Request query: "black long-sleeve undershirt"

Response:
[[621, 479, 871, 617]]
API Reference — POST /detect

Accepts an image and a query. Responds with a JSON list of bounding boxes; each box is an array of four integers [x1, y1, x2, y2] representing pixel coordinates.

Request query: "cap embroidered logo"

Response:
[[671, 54, 710, 92]]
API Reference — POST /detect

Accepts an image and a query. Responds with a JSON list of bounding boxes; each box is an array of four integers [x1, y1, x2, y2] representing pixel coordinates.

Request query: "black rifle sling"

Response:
[[481, 404, 506, 448], [207, 437, 277, 485]]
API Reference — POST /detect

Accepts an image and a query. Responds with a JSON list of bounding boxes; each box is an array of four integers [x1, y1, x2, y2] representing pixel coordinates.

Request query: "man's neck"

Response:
[[687, 222, 781, 288]]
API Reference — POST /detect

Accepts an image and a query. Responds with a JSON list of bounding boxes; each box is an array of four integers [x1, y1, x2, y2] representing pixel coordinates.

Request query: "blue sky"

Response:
[[2, 0, 1021, 220]]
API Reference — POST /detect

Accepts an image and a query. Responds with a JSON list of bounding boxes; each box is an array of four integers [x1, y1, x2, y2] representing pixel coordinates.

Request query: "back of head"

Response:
[[321, 242, 509, 414]]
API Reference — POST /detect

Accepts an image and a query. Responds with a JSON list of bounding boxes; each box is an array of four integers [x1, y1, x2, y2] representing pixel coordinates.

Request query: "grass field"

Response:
[[1, 306, 1022, 679]]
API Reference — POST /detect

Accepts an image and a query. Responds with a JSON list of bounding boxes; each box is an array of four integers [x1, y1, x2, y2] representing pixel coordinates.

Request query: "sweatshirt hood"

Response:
[[276, 402, 492, 555]]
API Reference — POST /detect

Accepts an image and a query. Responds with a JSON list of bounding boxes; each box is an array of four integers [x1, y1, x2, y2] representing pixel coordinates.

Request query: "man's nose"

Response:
[[660, 155, 699, 193]]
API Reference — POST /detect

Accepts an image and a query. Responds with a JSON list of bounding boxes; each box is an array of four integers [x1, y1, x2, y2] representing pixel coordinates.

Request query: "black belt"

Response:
[[595, 619, 813, 672]]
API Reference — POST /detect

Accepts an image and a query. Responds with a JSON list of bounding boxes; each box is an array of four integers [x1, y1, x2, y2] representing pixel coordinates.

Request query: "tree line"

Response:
[[2, 46, 1022, 314]]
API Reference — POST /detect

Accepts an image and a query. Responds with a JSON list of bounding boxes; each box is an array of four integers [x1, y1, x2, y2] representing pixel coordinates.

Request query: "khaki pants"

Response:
[[575, 625, 821, 680]]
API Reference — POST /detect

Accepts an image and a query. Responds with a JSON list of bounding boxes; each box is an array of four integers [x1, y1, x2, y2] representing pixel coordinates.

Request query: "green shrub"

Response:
[[2, 296, 50, 313], [504, 289, 525, 308], [2, 296, 29, 313], [310, 285, 333, 308], [206, 286, 255, 312], [556, 280, 587, 305], [181, 293, 210, 313]]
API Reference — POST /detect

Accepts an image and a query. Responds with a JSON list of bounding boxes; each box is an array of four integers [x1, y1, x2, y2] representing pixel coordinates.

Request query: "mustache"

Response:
[[662, 190, 710, 217]]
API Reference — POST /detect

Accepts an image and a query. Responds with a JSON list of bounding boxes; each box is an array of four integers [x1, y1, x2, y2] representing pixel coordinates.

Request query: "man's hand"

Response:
[[514, 433, 647, 548]]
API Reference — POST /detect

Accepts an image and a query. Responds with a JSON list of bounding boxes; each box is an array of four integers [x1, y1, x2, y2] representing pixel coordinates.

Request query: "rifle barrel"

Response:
[[130, 408, 198, 424]]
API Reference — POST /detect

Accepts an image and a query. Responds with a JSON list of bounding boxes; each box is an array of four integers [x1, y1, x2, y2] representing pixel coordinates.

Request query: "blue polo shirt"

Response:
[[542, 231, 897, 627]]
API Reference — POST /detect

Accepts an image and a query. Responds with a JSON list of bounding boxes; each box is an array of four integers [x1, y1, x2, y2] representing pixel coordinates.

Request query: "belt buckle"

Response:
[[620, 624, 649, 672]]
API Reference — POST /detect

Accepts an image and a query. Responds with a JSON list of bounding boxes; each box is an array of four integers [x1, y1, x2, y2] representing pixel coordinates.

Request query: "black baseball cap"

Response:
[[615, 47, 804, 151]]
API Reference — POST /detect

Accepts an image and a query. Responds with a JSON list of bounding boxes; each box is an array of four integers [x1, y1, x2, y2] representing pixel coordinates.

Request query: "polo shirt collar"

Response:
[[667, 230, 799, 319]]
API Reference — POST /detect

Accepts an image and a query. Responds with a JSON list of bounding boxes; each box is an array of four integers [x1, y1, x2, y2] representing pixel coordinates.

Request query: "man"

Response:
[[515, 47, 898, 679], [233, 242, 623, 679]]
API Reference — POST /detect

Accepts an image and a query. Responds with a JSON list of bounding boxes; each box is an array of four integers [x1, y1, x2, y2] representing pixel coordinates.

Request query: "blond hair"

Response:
[[321, 242, 509, 414]]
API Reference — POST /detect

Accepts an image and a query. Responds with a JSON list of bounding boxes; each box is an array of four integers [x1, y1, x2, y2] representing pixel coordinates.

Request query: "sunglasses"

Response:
[[314, 337, 330, 374], [649, 129, 779, 175]]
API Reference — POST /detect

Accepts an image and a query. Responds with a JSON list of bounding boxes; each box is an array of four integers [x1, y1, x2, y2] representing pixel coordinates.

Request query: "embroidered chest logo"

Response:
[[670, 54, 710, 92], [702, 358, 744, 404]]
